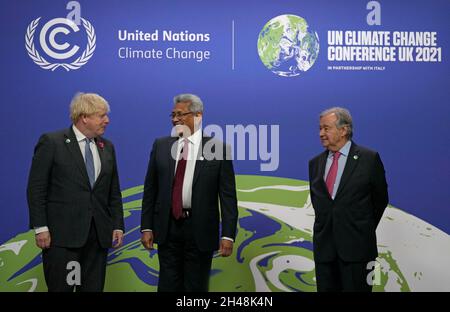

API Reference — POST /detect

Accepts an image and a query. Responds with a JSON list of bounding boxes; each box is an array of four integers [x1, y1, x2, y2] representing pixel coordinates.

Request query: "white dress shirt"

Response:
[[72, 125, 102, 181], [175, 130, 202, 209]]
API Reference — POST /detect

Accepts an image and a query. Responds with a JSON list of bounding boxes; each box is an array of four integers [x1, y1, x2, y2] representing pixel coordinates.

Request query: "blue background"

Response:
[[0, 0, 449, 243]]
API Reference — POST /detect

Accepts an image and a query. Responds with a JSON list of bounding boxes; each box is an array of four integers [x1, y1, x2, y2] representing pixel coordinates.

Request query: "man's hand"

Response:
[[35, 231, 51, 249], [112, 230, 124, 248], [141, 231, 154, 250], [218, 239, 233, 257]]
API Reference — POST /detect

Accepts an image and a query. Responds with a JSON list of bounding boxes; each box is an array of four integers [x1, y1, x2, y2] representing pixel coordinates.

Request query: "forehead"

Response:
[[320, 113, 337, 125], [173, 101, 191, 111]]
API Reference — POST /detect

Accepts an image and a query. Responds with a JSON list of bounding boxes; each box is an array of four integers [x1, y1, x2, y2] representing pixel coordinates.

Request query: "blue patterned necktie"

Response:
[[85, 138, 95, 188]]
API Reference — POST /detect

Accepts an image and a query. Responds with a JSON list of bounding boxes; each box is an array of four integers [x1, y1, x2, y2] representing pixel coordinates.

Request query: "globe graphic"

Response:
[[257, 14, 320, 77], [1, 175, 449, 291]]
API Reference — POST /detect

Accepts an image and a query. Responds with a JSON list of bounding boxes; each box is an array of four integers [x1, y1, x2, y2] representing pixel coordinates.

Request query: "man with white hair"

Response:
[[309, 107, 388, 292]]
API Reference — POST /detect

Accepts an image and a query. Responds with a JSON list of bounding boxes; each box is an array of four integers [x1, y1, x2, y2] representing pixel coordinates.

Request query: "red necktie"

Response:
[[325, 152, 341, 197], [172, 139, 189, 219]]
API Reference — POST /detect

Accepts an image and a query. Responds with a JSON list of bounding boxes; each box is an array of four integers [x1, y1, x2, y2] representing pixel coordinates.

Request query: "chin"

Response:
[[175, 125, 188, 136]]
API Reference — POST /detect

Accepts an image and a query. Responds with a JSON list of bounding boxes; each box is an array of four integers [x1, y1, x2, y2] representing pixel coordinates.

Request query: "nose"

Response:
[[104, 115, 110, 124], [172, 115, 183, 122], [172, 117, 183, 124]]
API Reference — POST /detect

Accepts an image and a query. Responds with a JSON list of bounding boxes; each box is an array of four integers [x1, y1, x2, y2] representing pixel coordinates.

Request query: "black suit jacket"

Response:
[[308, 142, 388, 263], [27, 127, 124, 249], [141, 136, 238, 251]]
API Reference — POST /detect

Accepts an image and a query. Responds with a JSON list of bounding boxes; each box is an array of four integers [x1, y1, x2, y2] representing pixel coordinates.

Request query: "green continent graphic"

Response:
[[0, 175, 421, 291], [257, 14, 319, 77]]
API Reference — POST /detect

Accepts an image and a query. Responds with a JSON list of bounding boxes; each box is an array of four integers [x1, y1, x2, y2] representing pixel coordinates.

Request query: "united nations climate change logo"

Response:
[[25, 17, 96, 71], [257, 14, 319, 77]]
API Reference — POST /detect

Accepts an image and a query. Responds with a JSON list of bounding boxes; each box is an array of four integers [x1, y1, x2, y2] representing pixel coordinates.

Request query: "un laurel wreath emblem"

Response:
[[25, 17, 96, 71]]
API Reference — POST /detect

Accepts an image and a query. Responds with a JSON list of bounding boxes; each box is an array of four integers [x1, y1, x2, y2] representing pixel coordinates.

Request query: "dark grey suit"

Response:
[[309, 141, 388, 291], [141, 135, 238, 291], [27, 127, 124, 291]]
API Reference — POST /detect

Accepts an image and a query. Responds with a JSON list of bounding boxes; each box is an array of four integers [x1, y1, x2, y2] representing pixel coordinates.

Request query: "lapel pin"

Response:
[[97, 140, 105, 150], [353, 155, 359, 160], [65, 138, 71, 144]]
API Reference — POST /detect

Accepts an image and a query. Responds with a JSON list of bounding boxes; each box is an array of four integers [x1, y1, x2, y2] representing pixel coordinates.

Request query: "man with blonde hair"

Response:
[[27, 92, 124, 292]]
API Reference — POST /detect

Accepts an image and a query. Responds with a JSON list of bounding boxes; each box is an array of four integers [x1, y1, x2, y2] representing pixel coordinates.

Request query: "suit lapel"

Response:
[[334, 142, 360, 199], [192, 136, 208, 187], [168, 137, 178, 184], [64, 127, 91, 187], [318, 150, 330, 195], [93, 137, 107, 188], [318, 150, 328, 183]]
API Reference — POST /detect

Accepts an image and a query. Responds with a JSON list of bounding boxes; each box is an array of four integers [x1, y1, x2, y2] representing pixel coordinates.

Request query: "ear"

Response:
[[340, 125, 348, 138], [81, 114, 89, 124]]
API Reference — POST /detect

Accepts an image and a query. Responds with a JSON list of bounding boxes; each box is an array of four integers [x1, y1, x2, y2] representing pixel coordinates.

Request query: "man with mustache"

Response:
[[141, 93, 238, 291]]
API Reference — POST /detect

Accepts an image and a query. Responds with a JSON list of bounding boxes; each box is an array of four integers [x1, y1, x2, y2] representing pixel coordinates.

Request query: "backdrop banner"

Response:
[[0, 0, 448, 292]]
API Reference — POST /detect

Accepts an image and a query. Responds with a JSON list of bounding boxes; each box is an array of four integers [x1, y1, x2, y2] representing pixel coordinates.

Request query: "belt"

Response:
[[181, 209, 191, 219]]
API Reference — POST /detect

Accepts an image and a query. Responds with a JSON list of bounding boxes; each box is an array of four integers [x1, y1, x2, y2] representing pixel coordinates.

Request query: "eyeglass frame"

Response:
[[169, 111, 195, 120]]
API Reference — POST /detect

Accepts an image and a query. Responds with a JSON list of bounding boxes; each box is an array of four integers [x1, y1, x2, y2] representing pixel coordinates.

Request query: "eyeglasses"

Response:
[[170, 112, 194, 119]]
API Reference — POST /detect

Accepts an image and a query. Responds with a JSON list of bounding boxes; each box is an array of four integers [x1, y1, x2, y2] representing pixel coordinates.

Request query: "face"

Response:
[[82, 108, 109, 138], [171, 101, 202, 137], [319, 113, 348, 152]]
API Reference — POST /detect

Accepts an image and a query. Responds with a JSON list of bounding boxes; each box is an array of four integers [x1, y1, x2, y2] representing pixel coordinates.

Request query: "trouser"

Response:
[[315, 257, 373, 292], [42, 220, 108, 292], [157, 215, 213, 292]]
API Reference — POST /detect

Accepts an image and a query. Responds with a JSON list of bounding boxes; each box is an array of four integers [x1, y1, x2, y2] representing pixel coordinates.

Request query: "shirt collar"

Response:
[[72, 125, 88, 142], [328, 140, 352, 158], [179, 129, 202, 146]]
